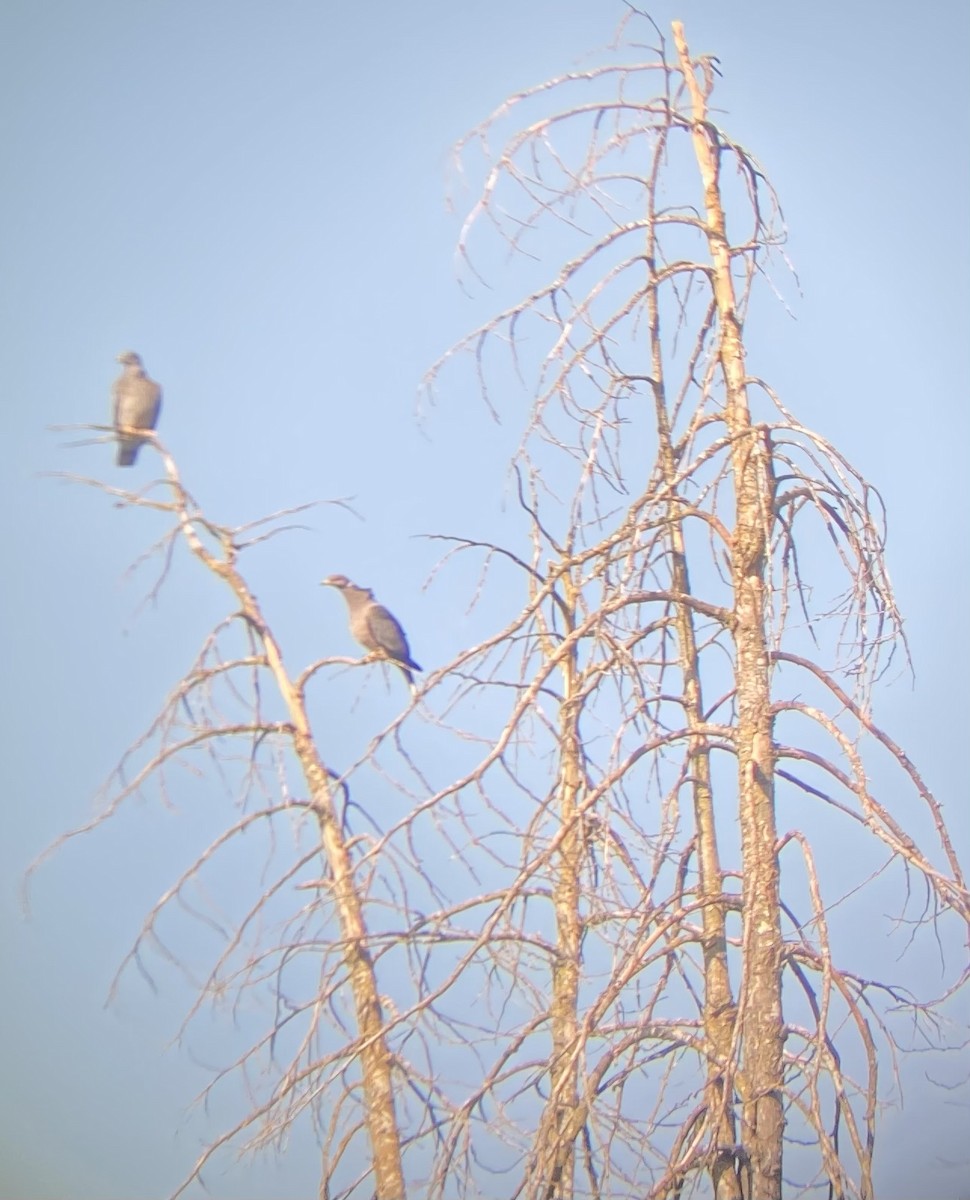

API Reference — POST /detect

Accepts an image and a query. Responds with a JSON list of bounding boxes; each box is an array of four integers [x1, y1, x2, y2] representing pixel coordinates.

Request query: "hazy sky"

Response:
[[2, 2, 968, 1198]]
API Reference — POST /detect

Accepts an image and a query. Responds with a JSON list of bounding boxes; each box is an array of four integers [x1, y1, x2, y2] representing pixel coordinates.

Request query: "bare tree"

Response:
[[420, 13, 969, 1200], [45, 14, 968, 1200]]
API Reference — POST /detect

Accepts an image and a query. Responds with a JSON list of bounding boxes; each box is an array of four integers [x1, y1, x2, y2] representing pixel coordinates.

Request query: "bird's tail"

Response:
[[398, 656, 422, 688], [116, 440, 140, 467]]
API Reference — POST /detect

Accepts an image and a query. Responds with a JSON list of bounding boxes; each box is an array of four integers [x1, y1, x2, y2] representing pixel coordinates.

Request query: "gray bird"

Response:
[[112, 350, 162, 466], [321, 574, 422, 687]]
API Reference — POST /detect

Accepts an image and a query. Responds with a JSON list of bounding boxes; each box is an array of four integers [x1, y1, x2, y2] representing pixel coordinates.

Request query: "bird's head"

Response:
[[116, 350, 143, 367], [321, 574, 372, 598]]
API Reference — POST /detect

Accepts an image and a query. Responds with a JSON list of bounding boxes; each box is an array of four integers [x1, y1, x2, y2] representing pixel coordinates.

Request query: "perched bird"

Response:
[[112, 350, 162, 466], [321, 574, 422, 688]]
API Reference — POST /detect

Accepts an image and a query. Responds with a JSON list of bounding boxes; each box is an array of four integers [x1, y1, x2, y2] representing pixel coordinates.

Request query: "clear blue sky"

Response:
[[2, 2, 968, 1198]]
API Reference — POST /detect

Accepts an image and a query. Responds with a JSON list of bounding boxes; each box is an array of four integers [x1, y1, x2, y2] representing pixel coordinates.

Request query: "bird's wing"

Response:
[[145, 380, 162, 429], [366, 605, 411, 664], [111, 376, 123, 425]]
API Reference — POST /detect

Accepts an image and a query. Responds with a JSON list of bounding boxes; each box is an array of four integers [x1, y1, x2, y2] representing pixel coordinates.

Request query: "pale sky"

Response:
[[2, 2, 968, 1198]]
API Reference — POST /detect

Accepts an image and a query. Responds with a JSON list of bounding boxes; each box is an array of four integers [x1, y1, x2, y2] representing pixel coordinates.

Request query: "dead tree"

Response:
[[422, 13, 969, 1200], [43, 447, 409, 1200]]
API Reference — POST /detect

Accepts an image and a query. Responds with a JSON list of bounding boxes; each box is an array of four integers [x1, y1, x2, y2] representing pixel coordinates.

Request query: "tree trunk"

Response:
[[674, 24, 785, 1199]]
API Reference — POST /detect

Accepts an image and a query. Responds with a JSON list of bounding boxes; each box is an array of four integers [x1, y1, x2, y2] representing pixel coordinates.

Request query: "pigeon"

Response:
[[112, 350, 162, 466], [321, 574, 422, 687]]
